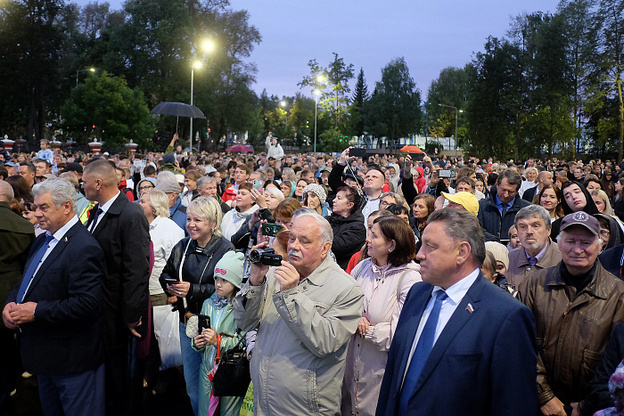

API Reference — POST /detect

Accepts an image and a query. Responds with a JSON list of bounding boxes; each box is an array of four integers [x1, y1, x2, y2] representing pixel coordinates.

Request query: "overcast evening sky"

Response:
[[80, 0, 563, 101]]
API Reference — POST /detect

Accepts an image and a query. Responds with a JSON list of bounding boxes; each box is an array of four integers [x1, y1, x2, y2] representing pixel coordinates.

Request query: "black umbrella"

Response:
[[151, 102, 206, 133]]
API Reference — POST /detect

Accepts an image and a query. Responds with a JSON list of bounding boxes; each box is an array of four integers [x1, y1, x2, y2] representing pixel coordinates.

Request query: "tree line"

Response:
[[4, 0, 622, 159], [429, 0, 624, 162]]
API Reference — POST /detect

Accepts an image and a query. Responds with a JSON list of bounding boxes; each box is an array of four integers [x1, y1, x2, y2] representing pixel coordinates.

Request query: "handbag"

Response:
[[212, 334, 251, 397]]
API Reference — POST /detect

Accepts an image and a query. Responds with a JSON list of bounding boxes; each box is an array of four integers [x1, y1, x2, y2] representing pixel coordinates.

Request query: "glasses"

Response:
[[139, 185, 154, 192]]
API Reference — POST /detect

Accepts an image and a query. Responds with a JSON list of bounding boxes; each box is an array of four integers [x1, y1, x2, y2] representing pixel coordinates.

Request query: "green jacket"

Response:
[[0, 201, 35, 307]]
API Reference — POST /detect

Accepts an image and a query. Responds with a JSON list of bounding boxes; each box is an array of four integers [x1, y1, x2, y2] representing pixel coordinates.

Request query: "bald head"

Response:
[[0, 180, 14, 202]]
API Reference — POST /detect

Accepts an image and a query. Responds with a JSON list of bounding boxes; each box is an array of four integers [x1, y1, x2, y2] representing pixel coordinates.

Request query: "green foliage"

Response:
[[424, 140, 443, 155], [317, 127, 345, 152], [61, 72, 154, 147], [365, 57, 422, 143], [349, 68, 369, 137], [299, 52, 355, 136]]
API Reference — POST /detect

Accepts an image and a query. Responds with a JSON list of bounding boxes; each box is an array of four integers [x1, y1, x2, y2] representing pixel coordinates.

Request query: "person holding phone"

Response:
[[159, 196, 233, 415], [193, 252, 246, 416]]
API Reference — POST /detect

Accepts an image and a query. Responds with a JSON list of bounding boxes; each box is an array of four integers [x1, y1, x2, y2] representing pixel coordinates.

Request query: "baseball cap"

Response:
[[442, 191, 479, 217], [560, 212, 600, 237]]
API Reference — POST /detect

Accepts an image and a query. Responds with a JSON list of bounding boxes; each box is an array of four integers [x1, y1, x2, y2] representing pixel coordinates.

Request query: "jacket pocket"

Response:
[[582, 348, 602, 379]]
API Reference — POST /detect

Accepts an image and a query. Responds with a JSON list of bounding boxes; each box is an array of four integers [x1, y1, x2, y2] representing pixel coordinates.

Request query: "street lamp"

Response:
[[438, 103, 463, 157], [190, 60, 202, 152], [189, 39, 216, 152], [313, 89, 321, 154], [75, 67, 95, 87]]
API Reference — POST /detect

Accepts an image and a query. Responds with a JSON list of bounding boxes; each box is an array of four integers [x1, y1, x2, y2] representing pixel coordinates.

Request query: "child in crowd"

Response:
[[193, 251, 246, 416]]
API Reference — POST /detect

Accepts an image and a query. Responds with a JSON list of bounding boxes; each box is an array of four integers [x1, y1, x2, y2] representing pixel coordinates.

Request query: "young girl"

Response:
[[193, 251, 246, 416]]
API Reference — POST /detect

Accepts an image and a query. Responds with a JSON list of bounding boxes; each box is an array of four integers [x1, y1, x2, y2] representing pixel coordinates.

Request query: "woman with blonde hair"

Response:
[[159, 196, 233, 415]]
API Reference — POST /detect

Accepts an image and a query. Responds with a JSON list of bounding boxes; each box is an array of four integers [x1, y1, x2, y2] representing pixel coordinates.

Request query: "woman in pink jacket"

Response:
[[341, 216, 422, 416]]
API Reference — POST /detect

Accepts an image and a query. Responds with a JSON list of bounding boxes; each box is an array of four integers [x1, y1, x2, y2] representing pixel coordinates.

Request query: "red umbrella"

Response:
[[226, 144, 254, 153], [400, 145, 423, 153]]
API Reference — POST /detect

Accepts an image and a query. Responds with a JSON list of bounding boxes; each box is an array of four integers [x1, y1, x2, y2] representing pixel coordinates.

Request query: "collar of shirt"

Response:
[[432, 267, 480, 307], [524, 242, 549, 264], [495, 194, 515, 210], [99, 192, 121, 215], [48, 215, 80, 243], [39, 215, 80, 268]]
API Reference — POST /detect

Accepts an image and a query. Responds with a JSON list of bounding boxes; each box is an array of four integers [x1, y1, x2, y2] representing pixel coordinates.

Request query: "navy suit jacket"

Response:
[[7, 220, 105, 375], [376, 274, 539, 416]]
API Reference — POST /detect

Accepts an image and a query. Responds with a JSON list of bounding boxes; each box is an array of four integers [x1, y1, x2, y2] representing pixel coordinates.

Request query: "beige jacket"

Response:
[[233, 255, 364, 416], [507, 240, 561, 287], [341, 259, 421, 416]]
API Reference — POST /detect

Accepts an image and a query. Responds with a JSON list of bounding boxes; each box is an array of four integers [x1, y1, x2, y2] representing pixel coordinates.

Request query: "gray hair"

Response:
[[144, 190, 170, 218], [33, 177, 77, 213], [197, 176, 217, 190], [427, 208, 486, 266], [0, 180, 14, 202], [514, 205, 551, 229], [187, 196, 223, 237], [265, 186, 285, 201], [292, 210, 333, 244]]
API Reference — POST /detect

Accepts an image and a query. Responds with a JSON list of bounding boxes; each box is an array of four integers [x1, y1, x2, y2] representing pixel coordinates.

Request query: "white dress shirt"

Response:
[[403, 268, 480, 381]]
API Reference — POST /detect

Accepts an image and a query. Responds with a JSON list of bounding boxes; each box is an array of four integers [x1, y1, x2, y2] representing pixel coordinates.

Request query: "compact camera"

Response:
[[249, 248, 283, 266], [261, 222, 284, 237]]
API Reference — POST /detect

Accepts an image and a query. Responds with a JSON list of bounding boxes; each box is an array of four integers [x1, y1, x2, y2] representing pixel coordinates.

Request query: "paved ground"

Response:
[[7, 367, 195, 416]]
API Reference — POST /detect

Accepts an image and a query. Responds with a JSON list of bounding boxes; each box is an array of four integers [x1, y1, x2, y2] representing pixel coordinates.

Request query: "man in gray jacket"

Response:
[[234, 212, 364, 415]]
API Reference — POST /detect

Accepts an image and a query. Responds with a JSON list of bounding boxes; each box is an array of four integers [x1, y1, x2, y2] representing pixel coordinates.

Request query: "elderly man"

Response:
[[82, 159, 150, 415], [507, 205, 562, 287], [377, 208, 537, 415], [233, 212, 364, 415], [154, 173, 187, 231], [197, 175, 230, 213], [478, 169, 531, 243], [3, 178, 106, 415], [523, 170, 554, 203], [518, 212, 624, 416]]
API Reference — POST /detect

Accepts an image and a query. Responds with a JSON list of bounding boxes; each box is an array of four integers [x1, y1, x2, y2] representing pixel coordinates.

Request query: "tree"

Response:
[[298, 53, 355, 134], [61, 72, 154, 148], [0, 0, 66, 142], [365, 57, 422, 145], [350, 68, 370, 137], [426, 64, 475, 140], [466, 37, 524, 159]]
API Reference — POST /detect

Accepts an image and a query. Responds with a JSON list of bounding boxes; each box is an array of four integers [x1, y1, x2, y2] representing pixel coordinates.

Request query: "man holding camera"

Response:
[[233, 211, 364, 415]]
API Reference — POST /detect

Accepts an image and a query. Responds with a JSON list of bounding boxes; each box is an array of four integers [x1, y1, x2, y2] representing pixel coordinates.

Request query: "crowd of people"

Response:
[[4, 136, 624, 415]]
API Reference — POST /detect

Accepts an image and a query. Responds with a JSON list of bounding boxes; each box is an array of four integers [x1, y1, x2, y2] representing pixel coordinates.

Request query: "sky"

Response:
[[84, 0, 563, 100]]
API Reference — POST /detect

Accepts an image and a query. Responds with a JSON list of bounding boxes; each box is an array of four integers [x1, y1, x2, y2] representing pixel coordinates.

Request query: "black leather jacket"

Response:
[[159, 235, 233, 315]]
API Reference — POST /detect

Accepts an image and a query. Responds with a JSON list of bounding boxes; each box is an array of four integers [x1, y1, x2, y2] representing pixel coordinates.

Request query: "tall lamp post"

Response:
[[189, 39, 215, 153], [75, 67, 95, 87], [190, 60, 202, 152], [313, 89, 320, 153], [438, 103, 463, 157]]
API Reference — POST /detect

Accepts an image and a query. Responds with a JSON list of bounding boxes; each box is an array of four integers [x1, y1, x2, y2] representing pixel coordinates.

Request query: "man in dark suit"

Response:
[[82, 159, 150, 415], [2, 177, 105, 415], [376, 208, 538, 416]]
